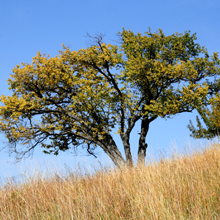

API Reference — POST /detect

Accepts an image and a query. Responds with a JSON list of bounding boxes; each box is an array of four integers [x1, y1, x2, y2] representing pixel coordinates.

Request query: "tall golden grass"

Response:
[[0, 143, 219, 220]]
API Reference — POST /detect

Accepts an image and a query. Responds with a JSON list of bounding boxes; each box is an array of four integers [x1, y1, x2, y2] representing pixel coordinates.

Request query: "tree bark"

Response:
[[121, 133, 134, 167], [137, 118, 149, 166], [101, 133, 127, 168]]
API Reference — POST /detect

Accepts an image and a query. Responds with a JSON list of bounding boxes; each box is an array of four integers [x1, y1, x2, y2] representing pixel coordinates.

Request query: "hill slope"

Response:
[[0, 143, 219, 219]]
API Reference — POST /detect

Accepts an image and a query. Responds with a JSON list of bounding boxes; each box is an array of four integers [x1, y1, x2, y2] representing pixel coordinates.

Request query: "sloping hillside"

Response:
[[0, 143, 219, 219]]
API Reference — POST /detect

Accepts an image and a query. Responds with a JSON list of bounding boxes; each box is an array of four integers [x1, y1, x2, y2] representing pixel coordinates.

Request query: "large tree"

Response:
[[0, 29, 220, 168]]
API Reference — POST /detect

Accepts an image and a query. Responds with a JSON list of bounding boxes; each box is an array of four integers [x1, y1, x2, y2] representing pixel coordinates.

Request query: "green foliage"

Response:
[[188, 94, 220, 139], [0, 28, 219, 166]]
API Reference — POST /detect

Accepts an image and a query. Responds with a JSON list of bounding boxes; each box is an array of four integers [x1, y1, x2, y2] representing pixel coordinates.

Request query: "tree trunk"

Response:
[[137, 118, 149, 166], [137, 142, 148, 165], [101, 133, 127, 168], [107, 146, 127, 168], [121, 134, 134, 167]]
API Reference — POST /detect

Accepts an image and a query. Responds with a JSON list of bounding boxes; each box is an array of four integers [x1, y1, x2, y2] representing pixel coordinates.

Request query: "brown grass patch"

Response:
[[0, 143, 219, 219]]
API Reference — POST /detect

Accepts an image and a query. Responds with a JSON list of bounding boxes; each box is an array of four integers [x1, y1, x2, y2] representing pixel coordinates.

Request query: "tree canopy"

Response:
[[0, 28, 220, 168]]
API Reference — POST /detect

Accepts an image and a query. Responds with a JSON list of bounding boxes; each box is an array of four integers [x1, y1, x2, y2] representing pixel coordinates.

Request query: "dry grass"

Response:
[[0, 143, 219, 220]]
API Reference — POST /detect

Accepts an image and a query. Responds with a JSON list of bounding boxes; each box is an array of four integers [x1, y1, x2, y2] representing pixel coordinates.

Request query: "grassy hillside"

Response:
[[0, 143, 219, 220]]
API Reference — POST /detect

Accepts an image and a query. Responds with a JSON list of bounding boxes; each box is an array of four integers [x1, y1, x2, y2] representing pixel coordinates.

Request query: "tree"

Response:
[[188, 93, 220, 139], [0, 28, 220, 168]]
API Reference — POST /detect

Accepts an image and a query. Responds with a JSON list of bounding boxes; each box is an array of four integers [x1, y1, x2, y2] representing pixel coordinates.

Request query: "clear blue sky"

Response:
[[0, 0, 219, 183]]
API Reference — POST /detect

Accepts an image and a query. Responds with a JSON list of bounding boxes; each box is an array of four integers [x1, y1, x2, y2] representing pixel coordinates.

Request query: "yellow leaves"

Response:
[[207, 93, 220, 127], [1, 29, 219, 152]]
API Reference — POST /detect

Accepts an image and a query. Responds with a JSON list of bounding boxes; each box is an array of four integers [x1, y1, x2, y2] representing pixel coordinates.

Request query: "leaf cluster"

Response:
[[188, 93, 220, 139]]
